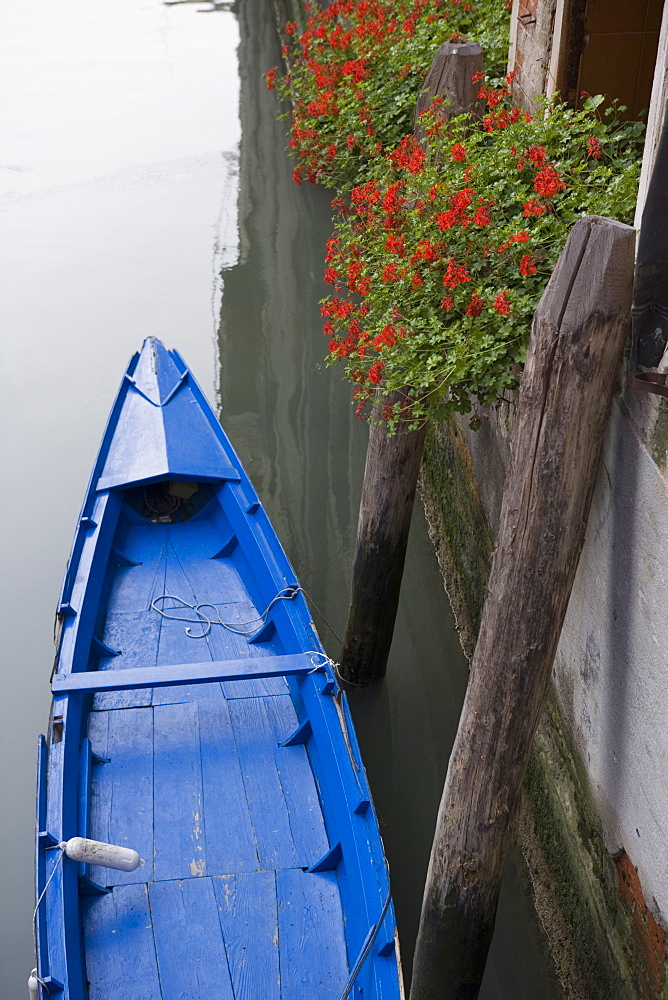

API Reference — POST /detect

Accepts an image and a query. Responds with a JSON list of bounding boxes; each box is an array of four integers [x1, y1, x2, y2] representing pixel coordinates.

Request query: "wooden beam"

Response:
[[635, 1, 668, 230], [340, 392, 428, 685], [339, 41, 483, 687], [410, 215, 635, 999], [414, 39, 484, 134], [51, 652, 318, 694]]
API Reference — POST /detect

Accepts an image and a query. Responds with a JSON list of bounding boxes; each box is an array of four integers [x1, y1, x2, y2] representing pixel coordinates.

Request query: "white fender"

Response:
[[28, 969, 39, 1000], [61, 837, 144, 872]]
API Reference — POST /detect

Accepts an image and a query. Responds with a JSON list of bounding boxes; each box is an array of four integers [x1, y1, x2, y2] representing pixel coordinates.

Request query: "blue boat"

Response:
[[34, 338, 402, 1000]]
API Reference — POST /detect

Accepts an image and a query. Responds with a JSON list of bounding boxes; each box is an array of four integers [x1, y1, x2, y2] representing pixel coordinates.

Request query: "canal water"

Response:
[[0, 0, 562, 996]]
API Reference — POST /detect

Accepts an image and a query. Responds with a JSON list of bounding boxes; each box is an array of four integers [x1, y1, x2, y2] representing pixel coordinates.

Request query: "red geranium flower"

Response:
[[533, 165, 566, 198], [519, 254, 537, 276], [473, 205, 491, 227], [466, 293, 485, 317], [587, 136, 603, 159], [523, 198, 545, 218], [494, 292, 511, 316], [368, 361, 384, 384], [443, 259, 471, 289]]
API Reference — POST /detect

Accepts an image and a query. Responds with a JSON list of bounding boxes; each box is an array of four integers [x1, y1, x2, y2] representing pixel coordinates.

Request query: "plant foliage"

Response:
[[268, 2, 644, 427], [269, 0, 511, 191]]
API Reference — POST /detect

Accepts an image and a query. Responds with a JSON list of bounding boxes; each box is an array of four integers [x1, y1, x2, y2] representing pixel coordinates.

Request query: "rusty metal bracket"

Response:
[[632, 372, 668, 398]]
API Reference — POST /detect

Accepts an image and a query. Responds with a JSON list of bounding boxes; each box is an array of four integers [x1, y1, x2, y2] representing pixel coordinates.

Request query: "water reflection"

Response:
[[0, 0, 239, 992], [218, 0, 363, 626], [220, 0, 562, 995]]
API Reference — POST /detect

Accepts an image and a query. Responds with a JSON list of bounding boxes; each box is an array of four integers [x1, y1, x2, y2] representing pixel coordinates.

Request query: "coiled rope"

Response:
[[151, 587, 301, 639]]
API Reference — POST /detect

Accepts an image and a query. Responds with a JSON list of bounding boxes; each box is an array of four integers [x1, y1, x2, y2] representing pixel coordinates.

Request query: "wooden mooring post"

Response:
[[339, 40, 483, 686], [410, 215, 636, 1000]]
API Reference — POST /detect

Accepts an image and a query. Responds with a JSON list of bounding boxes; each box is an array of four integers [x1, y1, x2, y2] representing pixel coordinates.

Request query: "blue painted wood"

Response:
[[57, 491, 125, 679], [149, 878, 235, 1000], [229, 696, 309, 871], [82, 884, 162, 1000], [110, 545, 139, 567], [53, 653, 317, 694], [93, 610, 160, 710], [43, 694, 88, 1000], [152, 539, 219, 706], [153, 700, 206, 880], [77, 738, 93, 886], [76, 737, 112, 896], [221, 694, 329, 871], [308, 841, 343, 873], [197, 695, 259, 874], [212, 872, 280, 1000], [207, 600, 290, 700], [281, 717, 312, 746], [104, 525, 169, 615], [35, 736, 51, 985], [263, 696, 330, 865], [87, 708, 153, 887], [97, 340, 242, 490], [165, 519, 238, 594], [277, 868, 349, 999], [39, 338, 401, 1000]]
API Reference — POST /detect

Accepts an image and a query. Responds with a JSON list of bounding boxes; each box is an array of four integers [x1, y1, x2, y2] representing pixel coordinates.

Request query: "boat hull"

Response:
[[36, 339, 401, 1000]]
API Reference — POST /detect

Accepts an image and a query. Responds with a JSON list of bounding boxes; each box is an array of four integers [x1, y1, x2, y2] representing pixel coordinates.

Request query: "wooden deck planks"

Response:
[[197, 695, 259, 875], [87, 680, 329, 892], [167, 519, 248, 603], [149, 877, 235, 1000], [228, 696, 299, 870], [277, 868, 349, 999], [213, 872, 280, 1000], [228, 695, 327, 870], [152, 593, 215, 706], [87, 707, 154, 887], [81, 515, 351, 998], [153, 701, 206, 880], [207, 602, 290, 700], [87, 693, 330, 886], [264, 698, 330, 865], [151, 620, 219, 706], [93, 610, 160, 710], [83, 871, 349, 1000], [83, 884, 162, 1000], [105, 526, 168, 615], [163, 539, 199, 606]]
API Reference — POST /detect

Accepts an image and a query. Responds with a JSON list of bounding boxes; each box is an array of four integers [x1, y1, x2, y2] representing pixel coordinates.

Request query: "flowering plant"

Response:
[[268, 0, 510, 190], [321, 88, 643, 426]]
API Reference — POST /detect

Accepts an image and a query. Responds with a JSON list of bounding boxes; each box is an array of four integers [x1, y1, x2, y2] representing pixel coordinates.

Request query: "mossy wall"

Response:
[[420, 415, 668, 1000], [419, 419, 493, 658]]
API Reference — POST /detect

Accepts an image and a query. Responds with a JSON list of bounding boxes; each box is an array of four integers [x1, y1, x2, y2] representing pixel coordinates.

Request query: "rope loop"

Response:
[[151, 587, 301, 640]]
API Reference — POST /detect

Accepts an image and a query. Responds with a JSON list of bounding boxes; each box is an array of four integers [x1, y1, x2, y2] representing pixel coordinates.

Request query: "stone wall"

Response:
[[421, 371, 668, 998]]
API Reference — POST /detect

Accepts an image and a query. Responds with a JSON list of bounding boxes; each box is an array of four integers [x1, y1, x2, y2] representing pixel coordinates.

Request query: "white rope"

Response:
[[151, 587, 301, 639], [33, 844, 66, 994]]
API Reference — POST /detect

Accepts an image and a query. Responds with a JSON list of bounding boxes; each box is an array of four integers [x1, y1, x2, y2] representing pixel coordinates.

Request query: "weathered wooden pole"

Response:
[[339, 41, 483, 686], [410, 215, 636, 999]]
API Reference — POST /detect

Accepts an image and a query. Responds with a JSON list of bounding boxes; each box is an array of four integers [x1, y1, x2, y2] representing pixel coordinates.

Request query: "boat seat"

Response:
[[51, 653, 320, 695]]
